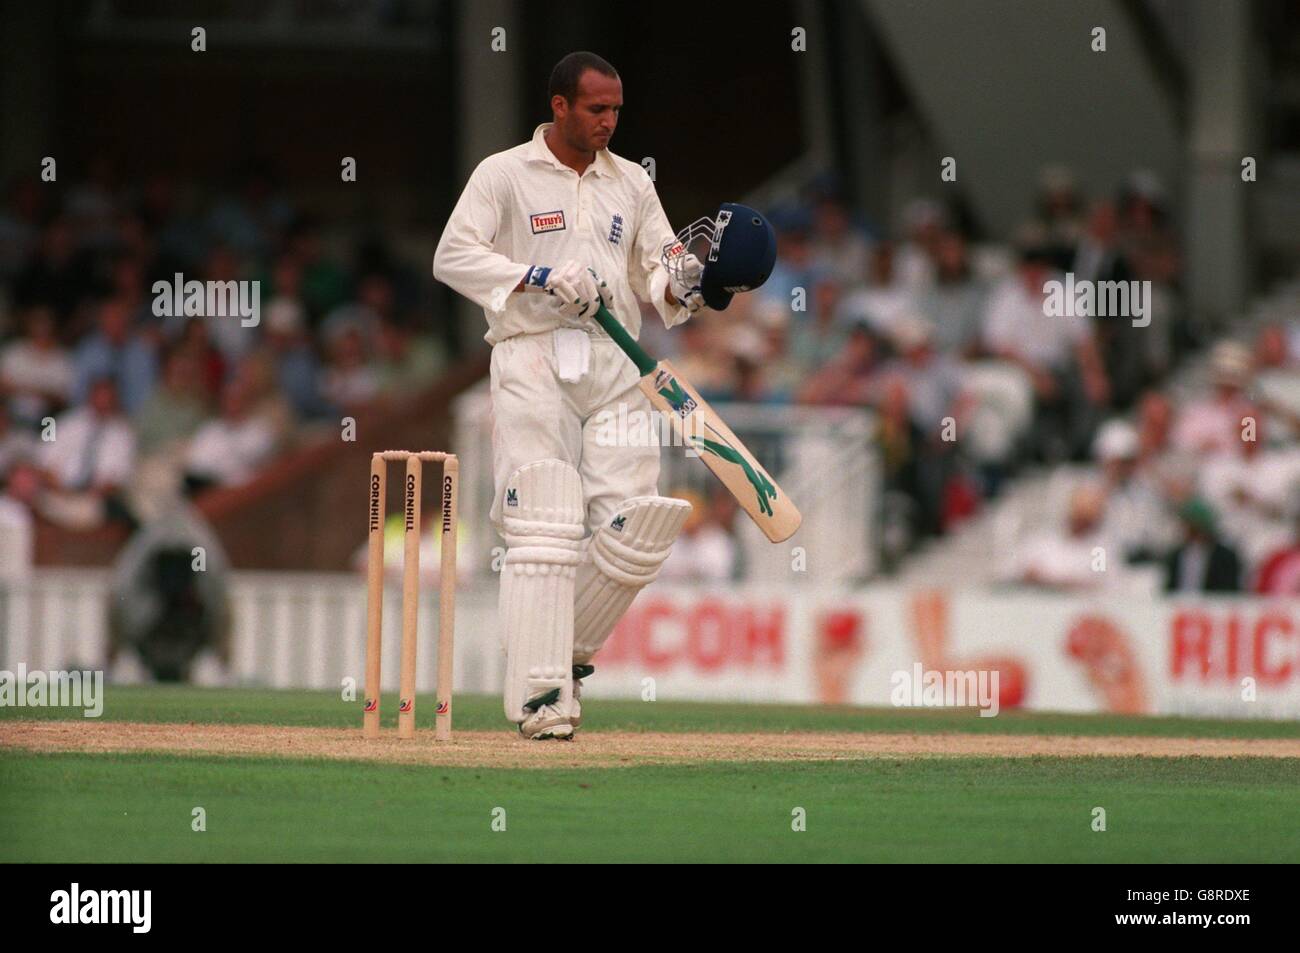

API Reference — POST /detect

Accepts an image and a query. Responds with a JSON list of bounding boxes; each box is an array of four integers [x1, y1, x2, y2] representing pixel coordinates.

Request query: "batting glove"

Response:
[[522, 260, 605, 317], [667, 251, 707, 314]]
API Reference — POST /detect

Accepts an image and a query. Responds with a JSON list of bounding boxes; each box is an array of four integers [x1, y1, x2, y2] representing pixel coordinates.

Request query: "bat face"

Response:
[[640, 360, 802, 542]]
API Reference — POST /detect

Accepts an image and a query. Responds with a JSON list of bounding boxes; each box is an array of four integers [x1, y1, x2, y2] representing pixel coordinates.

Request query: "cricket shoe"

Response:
[[570, 664, 595, 729], [518, 688, 574, 741]]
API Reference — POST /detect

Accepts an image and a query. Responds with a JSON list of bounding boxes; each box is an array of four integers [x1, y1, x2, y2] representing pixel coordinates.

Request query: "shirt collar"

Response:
[[528, 123, 620, 179]]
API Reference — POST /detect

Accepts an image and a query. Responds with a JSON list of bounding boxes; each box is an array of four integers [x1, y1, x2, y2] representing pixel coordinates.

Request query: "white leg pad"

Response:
[[500, 459, 586, 724], [572, 496, 692, 663]]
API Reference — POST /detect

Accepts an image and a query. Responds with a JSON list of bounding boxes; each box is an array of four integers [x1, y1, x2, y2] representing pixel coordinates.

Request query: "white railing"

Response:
[[0, 571, 499, 695], [0, 570, 109, 673]]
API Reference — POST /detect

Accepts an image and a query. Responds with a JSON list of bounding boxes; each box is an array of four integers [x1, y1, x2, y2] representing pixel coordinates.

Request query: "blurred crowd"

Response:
[[1004, 319, 1300, 596], [7, 158, 1293, 594], [643, 166, 1189, 568], [0, 161, 447, 560]]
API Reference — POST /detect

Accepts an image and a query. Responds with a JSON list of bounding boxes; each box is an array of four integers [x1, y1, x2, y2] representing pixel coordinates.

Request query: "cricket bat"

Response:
[[593, 303, 801, 542]]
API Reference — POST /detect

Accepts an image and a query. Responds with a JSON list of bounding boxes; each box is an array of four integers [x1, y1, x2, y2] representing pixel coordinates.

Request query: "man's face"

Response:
[[554, 70, 622, 152]]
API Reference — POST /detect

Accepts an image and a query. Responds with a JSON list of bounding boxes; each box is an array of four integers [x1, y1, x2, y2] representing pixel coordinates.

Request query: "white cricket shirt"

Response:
[[433, 123, 688, 345]]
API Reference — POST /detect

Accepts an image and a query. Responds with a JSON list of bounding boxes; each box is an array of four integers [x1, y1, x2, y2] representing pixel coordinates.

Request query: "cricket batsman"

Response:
[[433, 52, 702, 740]]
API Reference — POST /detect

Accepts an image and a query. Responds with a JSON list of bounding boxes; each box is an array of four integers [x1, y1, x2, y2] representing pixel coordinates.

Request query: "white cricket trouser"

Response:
[[489, 330, 660, 538]]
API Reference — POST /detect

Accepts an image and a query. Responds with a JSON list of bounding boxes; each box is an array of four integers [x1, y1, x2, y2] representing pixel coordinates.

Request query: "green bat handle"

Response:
[[593, 303, 658, 376]]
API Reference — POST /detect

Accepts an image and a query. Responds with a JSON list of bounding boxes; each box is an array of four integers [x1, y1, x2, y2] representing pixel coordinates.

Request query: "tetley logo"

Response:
[[530, 210, 566, 234], [506, 488, 518, 507], [610, 515, 626, 532]]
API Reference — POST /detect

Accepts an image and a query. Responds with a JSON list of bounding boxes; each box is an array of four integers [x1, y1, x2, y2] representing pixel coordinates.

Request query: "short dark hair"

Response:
[[548, 51, 619, 104]]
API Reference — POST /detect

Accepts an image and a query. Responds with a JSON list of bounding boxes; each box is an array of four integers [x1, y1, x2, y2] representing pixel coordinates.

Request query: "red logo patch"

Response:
[[530, 210, 566, 234]]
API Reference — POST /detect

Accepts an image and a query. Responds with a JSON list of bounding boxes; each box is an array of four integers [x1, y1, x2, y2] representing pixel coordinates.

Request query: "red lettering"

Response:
[[600, 613, 632, 664], [742, 606, 785, 667], [1252, 612, 1294, 685], [1170, 611, 1214, 680], [687, 600, 728, 671], [640, 599, 677, 671], [584, 596, 790, 674], [1225, 612, 1241, 679]]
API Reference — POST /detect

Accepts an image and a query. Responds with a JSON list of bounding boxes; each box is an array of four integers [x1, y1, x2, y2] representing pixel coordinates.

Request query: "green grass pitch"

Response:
[[2, 687, 1298, 862]]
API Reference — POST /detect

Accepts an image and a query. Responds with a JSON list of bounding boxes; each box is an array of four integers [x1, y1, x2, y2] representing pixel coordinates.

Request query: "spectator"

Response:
[[263, 295, 333, 420], [171, 317, 227, 403], [132, 348, 208, 455], [797, 321, 882, 406], [72, 297, 158, 413], [751, 305, 803, 402], [233, 350, 296, 445], [1164, 498, 1242, 594], [37, 376, 136, 497], [0, 403, 38, 476], [1094, 419, 1177, 562], [1072, 200, 1149, 408], [0, 461, 39, 583], [322, 273, 393, 345], [1119, 170, 1181, 288], [895, 198, 946, 290], [1197, 413, 1300, 570], [1136, 389, 1174, 463], [877, 375, 921, 518], [888, 317, 970, 534], [1007, 482, 1114, 590], [920, 230, 985, 357], [809, 196, 871, 287], [788, 275, 849, 372], [725, 321, 777, 403], [284, 216, 350, 320], [199, 244, 258, 364], [839, 240, 917, 338], [982, 227, 1108, 461], [758, 210, 816, 309], [1035, 165, 1083, 261], [1171, 341, 1255, 457], [1, 306, 74, 428], [184, 376, 278, 490], [320, 322, 381, 412], [375, 315, 445, 396], [888, 317, 965, 435]]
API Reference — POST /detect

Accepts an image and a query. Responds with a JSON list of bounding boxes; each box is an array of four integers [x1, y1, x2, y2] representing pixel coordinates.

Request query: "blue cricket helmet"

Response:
[[662, 202, 778, 311]]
